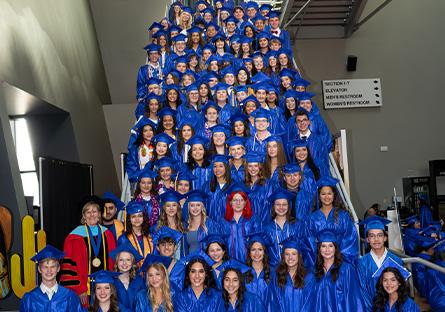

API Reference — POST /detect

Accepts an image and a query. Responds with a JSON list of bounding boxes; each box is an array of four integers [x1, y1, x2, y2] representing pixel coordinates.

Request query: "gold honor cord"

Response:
[[84, 225, 107, 295]]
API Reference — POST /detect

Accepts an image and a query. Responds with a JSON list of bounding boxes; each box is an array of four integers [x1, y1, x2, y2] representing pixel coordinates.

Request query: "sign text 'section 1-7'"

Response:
[[322, 79, 382, 109]]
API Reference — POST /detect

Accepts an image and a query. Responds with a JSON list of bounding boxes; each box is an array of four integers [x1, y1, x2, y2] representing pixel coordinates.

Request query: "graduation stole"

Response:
[[128, 232, 153, 261], [85, 225, 107, 295]]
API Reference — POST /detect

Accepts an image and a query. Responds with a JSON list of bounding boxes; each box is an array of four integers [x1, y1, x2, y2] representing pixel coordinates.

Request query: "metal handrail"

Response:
[[389, 248, 445, 274]]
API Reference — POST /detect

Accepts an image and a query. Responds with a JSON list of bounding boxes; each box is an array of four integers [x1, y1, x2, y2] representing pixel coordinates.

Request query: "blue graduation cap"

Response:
[[154, 156, 175, 169], [146, 77, 163, 86], [188, 26, 202, 35], [240, 95, 259, 108], [186, 135, 211, 148], [185, 190, 207, 203], [226, 136, 246, 147], [246, 1, 259, 9], [102, 192, 125, 211], [174, 55, 188, 65], [139, 254, 172, 273], [200, 233, 229, 250], [234, 85, 248, 94], [177, 117, 197, 130], [268, 10, 281, 19], [294, 78, 311, 88], [316, 229, 337, 243], [89, 270, 120, 284], [251, 72, 271, 84], [260, 4, 273, 12], [251, 51, 264, 59], [202, 44, 216, 53], [165, 83, 181, 93], [298, 92, 315, 102], [256, 31, 270, 40], [245, 152, 264, 164], [242, 57, 253, 64], [109, 243, 144, 263], [173, 169, 197, 182], [282, 163, 302, 174], [160, 190, 184, 203], [281, 237, 303, 253], [205, 21, 220, 31], [221, 66, 236, 77], [185, 83, 199, 93], [143, 43, 161, 53], [152, 226, 183, 246], [212, 32, 227, 43], [185, 250, 215, 267], [251, 107, 271, 120], [264, 135, 283, 145], [202, 7, 215, 16], [359, 216, 392, 233], [225, 16, 238, 24], [153, 29, 169, 39], [284, 89, 299, 100], [210, 124, 231, 137], [145, 92, 162, 103], [181, 6, 194, 15], [229, 34, 242, 44], [137, 165, 157, 180], [152, 133, 175, 146], [148, 22, 163, 31], [168, 25, 183, 35], [239, 36, 253, 45], [253, 82, 272, 92], [372, 257, 411, 281], [211, 154, 233, 164], [279, 68, 296, 79], [317, 176, 339, 189], [246, 232, 273, 248], [205, 54, 222, 65], [172, 33, 187, 43], [420, 224, 442, 237], [31, 245, 64, 263], [224, 182, 250, 195], [126, 201, 145, 216], [287, 139, 308, 152], [403, 215, 420, 225], [218, 259, 251, 274], [268, 189, 295, 203], [157, 107, 177, 118], [221, 53, 234, 63], [252, 13, 266, 22], [229, 112, 248, 124]]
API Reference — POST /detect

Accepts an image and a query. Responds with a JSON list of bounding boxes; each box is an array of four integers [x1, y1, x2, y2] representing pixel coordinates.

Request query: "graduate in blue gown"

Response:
[[418, 194, 434, 228], [356, 216, 404, 312], [213, 82, 236, 124], [200, 234, 231, 290], [279, 163, 316, 221], [88, 270, 130, 312], [305, 230, 364, 312], [425, 242, 445, 312], [218, 259, 266, 311], [303, 177, 359, 266], [203, 155, 234, 220], [244, 233, 274, 302], [244, 152, 275, 223], [136, 44, 163, 100], [245, 108, 272, 158], [110, 244, 146, 311], [267, 239, 314, 312], [20, 245, 84, 312], [170, 118, 197, 163], [226, 136, 246, 183], [263, 190, 303, 267], [371, 258, 419, 312], [185, 135, 212, 191], [220, 183, 262, 262], [173, 255, 225, 312], [134, 254, 175, 312]]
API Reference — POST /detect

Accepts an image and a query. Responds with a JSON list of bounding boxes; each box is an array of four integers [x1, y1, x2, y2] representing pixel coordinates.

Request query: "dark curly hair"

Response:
[[222, 268, 246, 312], [276, 249, 306, 288], [88, 283, 120, 312], [125, 211, 151, 237], [205, 241, 230, 262], [316, 185, 346, 222], [315, 241, 343, 282], [372, 267, 410, 312], [245, 241, 271, 284], [183, 258, 216, 291]]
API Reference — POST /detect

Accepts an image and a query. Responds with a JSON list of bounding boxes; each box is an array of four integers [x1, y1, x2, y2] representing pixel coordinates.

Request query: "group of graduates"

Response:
[[18, 0, 444, 311]]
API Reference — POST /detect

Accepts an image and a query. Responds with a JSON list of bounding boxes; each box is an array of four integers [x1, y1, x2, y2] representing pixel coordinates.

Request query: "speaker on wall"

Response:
[[347, 55, 357, 71]]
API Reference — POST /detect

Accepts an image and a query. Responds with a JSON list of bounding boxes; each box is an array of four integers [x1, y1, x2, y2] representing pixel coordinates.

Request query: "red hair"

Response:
[[225, 191, 253, 221]]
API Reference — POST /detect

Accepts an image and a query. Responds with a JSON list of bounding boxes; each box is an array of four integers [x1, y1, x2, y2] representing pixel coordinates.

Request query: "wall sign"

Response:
[[322, 78, 382, 109]]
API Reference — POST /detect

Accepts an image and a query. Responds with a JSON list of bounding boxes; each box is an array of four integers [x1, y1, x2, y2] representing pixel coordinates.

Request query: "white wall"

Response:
[[295, 0, 445, 215]]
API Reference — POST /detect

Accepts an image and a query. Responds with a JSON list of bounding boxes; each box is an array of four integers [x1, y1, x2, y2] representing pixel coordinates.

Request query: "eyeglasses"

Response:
[[231, 198, 245, 203]]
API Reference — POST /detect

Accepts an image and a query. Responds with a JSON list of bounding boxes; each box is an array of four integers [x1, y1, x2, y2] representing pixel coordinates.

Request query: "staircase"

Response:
[[280, 0, 367, 39]]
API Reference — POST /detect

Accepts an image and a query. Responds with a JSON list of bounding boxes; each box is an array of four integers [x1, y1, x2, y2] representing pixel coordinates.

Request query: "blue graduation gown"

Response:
[[134, 289, 168, 312], [411, 253, 432, 298], [263, 220, 302, 267], [357, 251, 404, 312], [305, 262, 364, 312], [222, 215, 262, 262], [190, 164, 211, 191], [114, 275, 146, 311], [246, 269, 272, 304], [226, 291, 265, 312], [425, 261, 445, 312], [289, 187, 315, 222], [136, 64, 163, 100], [248, 182, 274, 224], [230, 164, 245, 184], [218, 103, 237, 125], [383, 297, 419, 312], [19, 285, 84, 312], [267, 272, 313, 312], [203, 182, 232, 220], [177, 104, 201, 125], [173, 286, 225, 312], [245, 134, 271, 159], [304, 208, 359, 266], [420, 204, 434, 228]]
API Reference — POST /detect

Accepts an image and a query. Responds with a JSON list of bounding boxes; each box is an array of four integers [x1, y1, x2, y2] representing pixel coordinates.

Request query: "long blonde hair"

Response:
[[146, 263, 174, 312], [113, 251, 137, 280], [157, 202, 185, 232], [187, 202, 208, 233]]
